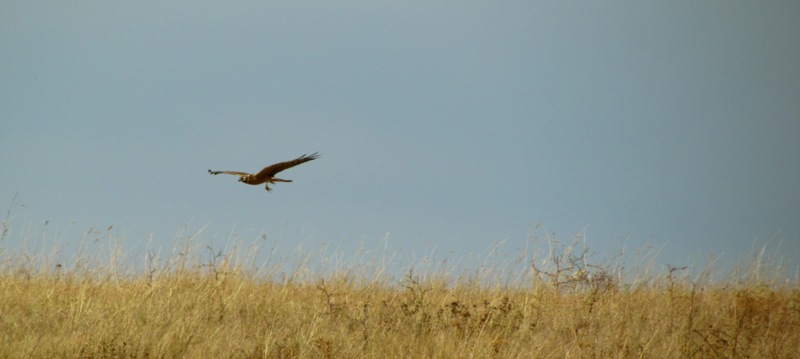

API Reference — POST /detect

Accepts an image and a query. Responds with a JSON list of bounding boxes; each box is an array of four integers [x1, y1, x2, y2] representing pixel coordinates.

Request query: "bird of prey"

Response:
[[209, 152, 319, 191]]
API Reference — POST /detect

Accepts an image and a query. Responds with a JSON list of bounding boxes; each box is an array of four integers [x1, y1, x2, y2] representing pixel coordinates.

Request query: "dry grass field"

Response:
[[1, 226, 798, 358]]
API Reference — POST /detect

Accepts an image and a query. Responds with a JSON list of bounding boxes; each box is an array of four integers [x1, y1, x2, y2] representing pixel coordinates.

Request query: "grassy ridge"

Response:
[[1, 231, 798, 358]]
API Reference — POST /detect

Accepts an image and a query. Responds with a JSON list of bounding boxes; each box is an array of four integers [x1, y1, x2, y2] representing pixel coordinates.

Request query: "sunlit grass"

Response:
[[0, 223, 798, 358]]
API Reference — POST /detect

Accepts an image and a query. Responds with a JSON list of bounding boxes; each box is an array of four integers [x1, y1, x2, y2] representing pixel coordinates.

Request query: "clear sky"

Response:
[[2, 2, 799, 277]]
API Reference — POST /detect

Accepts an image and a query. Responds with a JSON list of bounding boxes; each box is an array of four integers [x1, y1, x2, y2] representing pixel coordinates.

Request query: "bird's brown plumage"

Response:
[[209, 152, 319, 191]]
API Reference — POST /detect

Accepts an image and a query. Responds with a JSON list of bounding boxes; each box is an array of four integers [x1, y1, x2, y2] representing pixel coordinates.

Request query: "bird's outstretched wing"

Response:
[[208, 170, 251, 176], [254, 152, 320, 181]]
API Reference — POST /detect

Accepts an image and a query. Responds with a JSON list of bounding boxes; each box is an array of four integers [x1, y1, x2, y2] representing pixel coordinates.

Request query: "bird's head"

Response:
[[238, 176, 246, 182]]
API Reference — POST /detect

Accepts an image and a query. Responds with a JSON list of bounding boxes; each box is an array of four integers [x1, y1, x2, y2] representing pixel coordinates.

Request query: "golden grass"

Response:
[[1, 229, 798, 358]]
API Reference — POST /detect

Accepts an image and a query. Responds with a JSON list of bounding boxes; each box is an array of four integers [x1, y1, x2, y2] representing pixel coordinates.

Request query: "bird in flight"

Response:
[[209, 152, 320, 191]]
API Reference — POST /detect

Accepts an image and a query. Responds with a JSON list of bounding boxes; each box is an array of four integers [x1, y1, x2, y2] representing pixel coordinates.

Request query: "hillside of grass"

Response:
[[1, 226, 798, 358]]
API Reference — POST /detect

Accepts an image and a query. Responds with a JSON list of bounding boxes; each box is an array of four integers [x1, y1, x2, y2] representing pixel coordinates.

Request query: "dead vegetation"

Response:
[[0, 226, 797, 358]]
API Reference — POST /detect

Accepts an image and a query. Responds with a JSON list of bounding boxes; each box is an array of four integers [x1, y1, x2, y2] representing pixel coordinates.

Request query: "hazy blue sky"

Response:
[[2, 2, 799, 276]]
